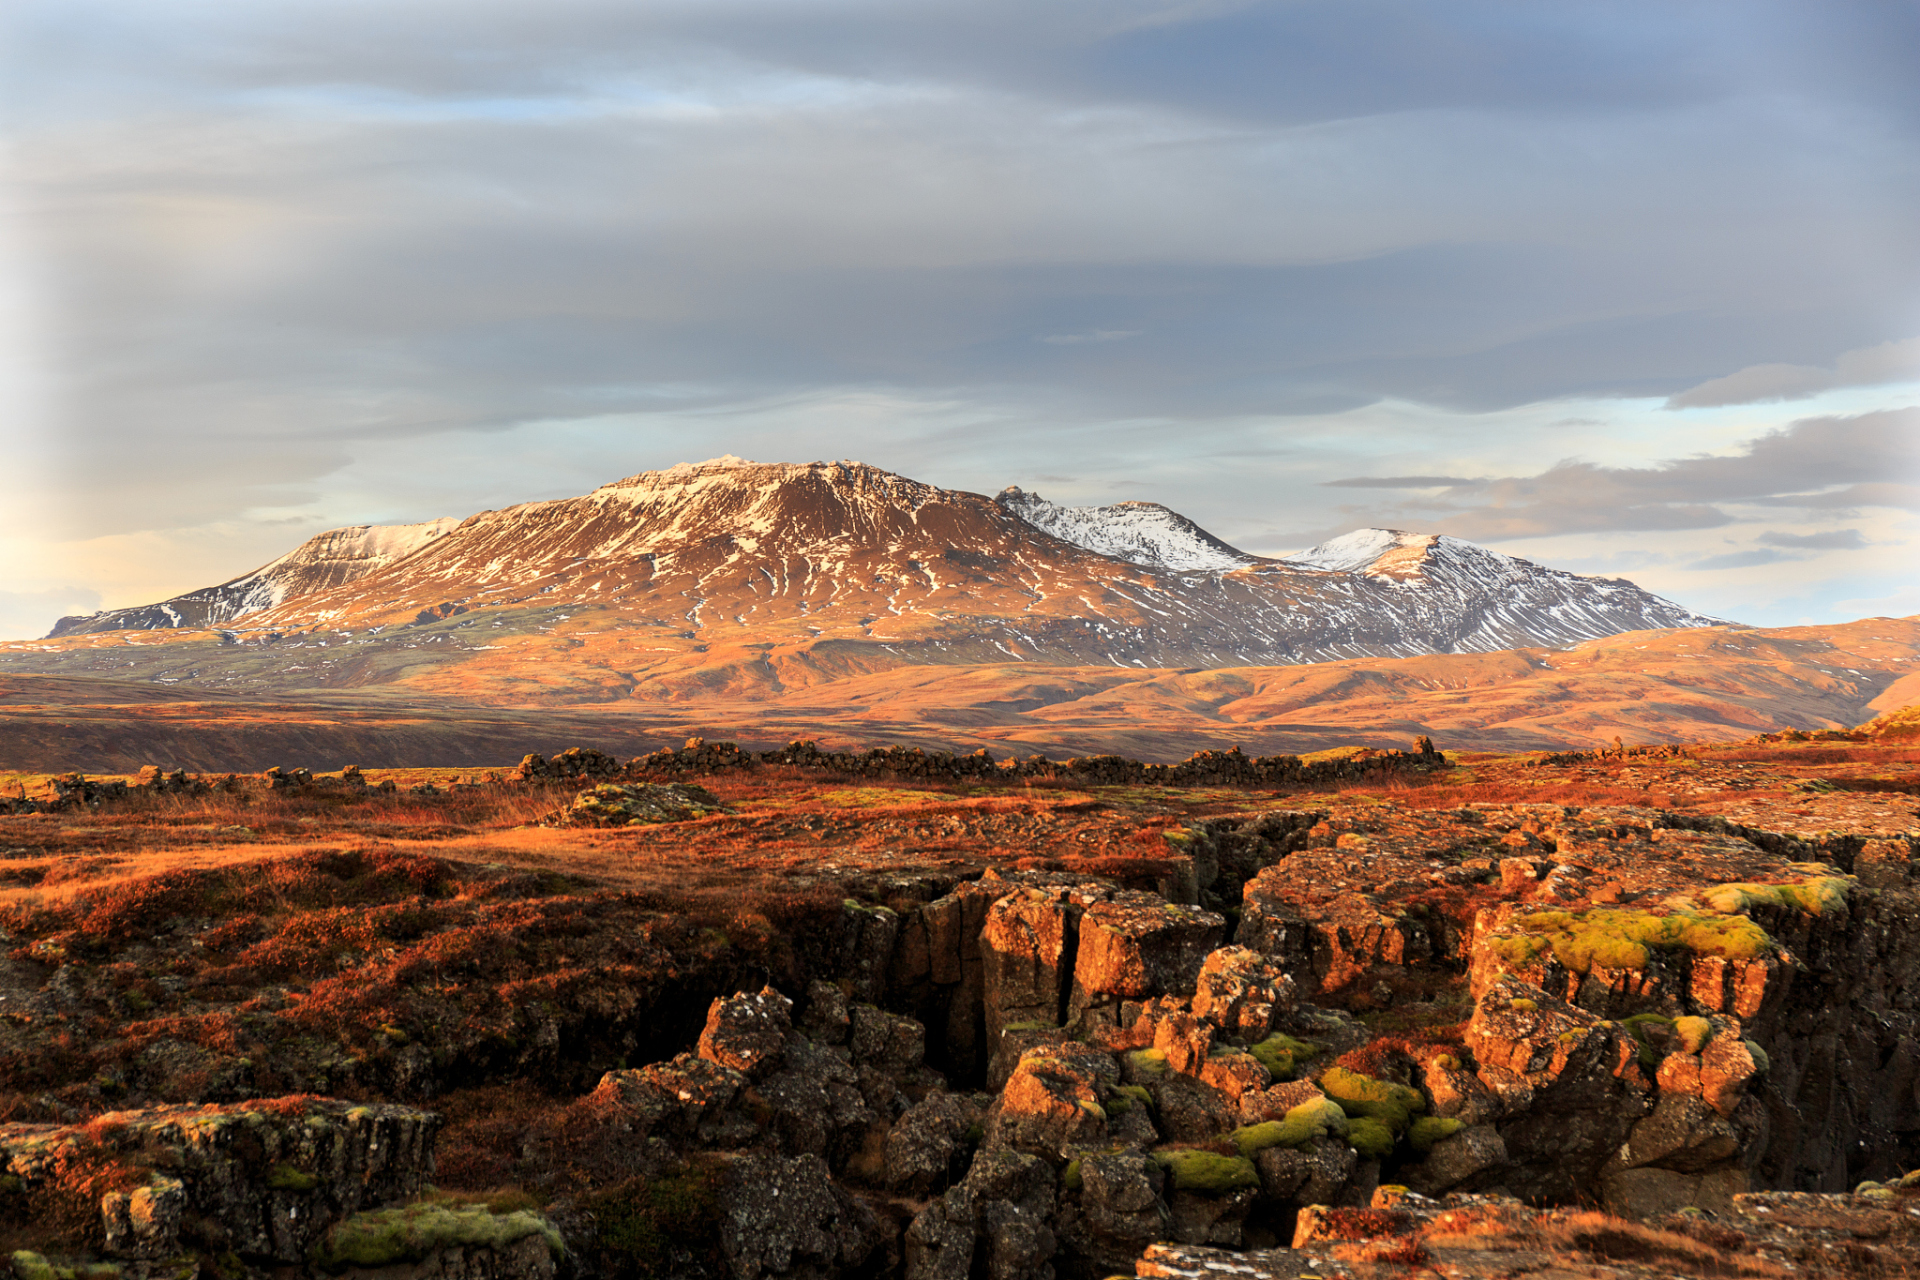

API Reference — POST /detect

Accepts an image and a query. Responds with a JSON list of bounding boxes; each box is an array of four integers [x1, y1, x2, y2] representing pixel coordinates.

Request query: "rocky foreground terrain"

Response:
[[1, 710, 1918, 1277]]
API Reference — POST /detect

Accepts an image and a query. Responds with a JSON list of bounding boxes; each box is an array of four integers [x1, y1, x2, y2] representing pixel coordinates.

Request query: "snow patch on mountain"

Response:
[[1286, 529, 1411, 574], [996, 487, 1256, 573]]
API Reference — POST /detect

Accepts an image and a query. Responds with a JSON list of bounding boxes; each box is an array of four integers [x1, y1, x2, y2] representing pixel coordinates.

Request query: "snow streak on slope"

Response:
[[1280, 528, 1726, 651], [47, 519, 459, 637], [996, 487, 1255, 573]]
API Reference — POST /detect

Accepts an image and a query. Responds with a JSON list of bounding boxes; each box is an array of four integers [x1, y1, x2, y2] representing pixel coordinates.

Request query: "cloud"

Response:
[[1348, 409, 1920, 539], [1666, 336, 1920, 408], [1040, 330, 1142, 345], [1322, 475, 1476, 488], [1747, 483, 1920, 511], [1759, 528, 1866, 550], [1690, 549, 1795, 571], [2, 0, 1918, 634]]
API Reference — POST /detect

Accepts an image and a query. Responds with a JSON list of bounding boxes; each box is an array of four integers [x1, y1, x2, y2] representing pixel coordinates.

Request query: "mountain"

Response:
[[9, 458, 1724, 703], [48, 518, 459, 637], [995, 487, 1257, 572]]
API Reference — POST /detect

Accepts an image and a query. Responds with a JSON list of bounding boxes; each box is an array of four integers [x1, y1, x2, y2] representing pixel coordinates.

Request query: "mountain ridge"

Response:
[[24, 459, 1723, 697]]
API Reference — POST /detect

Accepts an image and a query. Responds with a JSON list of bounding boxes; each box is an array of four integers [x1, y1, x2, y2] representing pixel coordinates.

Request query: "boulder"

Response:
[[590, 1053, 750, 1149], [1401, 1123, 1508, 1197], [1255, 1137, 1358, 1207], [1465, 977, 1652, 1201], [550, 781, 725, 827], [1189, 946, 1296, 1043], [716, 1151, 884, 1280], [756, 1038, 878, 1167], [905, 1147, 1057, 1280], [697, 987, 794, 1079], [986, 1046, 1118, 1164], [979, 888, 1077, 1054], [1058, 1149, 1167, 1274], [885, 1092, 983, 1195], [850, 1003, 925, 1074], [1068, 895, 1226, 1024]]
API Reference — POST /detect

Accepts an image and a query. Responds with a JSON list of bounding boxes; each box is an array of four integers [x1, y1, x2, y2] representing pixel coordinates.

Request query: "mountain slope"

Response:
[[995, 487, 1257, 572], [5, 617, 1914, 769], [1278, 527, 1722, 653], [49, 519, 459, 637], [12, 459, 1726, 702]]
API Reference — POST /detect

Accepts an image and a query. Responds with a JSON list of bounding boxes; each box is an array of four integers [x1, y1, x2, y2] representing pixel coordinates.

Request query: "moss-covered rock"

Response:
[[1247, 1033, 1320, 1081], [1318, 1066, 1426, 1133], [1346, 1117, 1396, 1160], [1231, 1097, 1349, 1158], [1149, 1149, 1259, 1195], [1488, 907, 1773, 974], [1407, 1116, 1465, 1153], [312, 1202, 562, 1273]]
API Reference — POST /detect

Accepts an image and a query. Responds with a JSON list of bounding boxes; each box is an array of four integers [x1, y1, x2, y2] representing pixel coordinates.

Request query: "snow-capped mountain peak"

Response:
[[1285, 528, 1425, 575], [995, 487, 1256, 573], [36, 461, 1726, 669]]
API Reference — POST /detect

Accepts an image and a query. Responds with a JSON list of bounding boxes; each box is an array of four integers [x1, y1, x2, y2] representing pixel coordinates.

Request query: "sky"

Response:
[[2, 0, 1917, 640]]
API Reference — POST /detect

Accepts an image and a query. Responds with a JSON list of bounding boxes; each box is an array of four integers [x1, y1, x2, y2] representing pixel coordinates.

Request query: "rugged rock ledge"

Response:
[[4, 763, 1919, 1276]]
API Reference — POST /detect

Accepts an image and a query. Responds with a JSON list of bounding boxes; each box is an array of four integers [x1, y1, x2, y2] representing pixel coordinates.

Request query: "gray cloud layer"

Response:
[[2, 0, 1917, 632], [1327, 409, 1920, 538], [1667, 337, 1920, 408]]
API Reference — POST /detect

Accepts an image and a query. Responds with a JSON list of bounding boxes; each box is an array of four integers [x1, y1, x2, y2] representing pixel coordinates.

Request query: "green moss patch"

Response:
[[1318, 1067, 1426, 1133], [1673, 1016, 1713, 1055], [1125, 1048, 1170, 1078], [1231, 1098, 1349, 1158], [1407, 1116, 1465, 1153], [266, 1163, 319, 1192], [1489, 907, 1773, 974], [1346, 1117, 1396, 1160], [312, 1202, 562, 1272], [1151, 1149, 1259, 1195], [1702, 877, 1851, 917], [1248, 1033, 1321, 1081]]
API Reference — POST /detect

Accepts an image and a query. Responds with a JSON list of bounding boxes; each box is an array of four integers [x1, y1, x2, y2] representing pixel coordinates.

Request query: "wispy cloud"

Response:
[[1759, 528, 1867, 550], [1343, 410, 1920, 540], [1039, 330, 1143, 345], [1666, 336, 1920, 409], [1691, 549, 1795, 571], [1322, 475, 1476, 488]]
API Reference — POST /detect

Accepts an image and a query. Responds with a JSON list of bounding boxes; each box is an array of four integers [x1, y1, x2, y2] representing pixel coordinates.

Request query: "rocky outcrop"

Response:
[[644, 738, 1451, 790], [904, 1147, 1058, 1280], [510, 746, 627, 782], [543, 781, 728, 826], [0, 1099, 438, 1265], [8, 780, 1920, 1279]]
